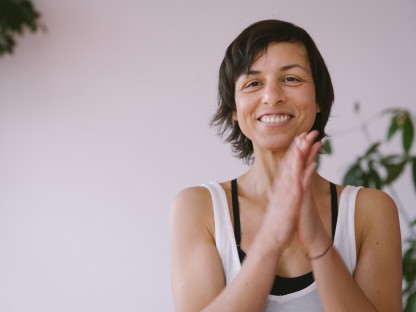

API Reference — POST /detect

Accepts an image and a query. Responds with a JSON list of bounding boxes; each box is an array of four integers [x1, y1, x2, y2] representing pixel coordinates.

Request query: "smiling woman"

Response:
[[169, 20, 402, 312], [233, 42, 318, 156]]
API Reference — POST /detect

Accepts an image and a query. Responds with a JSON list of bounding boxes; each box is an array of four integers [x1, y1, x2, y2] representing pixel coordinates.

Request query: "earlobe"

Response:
[[232, 111, 238, 121], [316, 103, 321, 113]]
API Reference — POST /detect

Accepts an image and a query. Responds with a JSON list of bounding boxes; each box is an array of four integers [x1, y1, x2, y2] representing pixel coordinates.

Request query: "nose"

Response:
[[262, 82, 285, 106]]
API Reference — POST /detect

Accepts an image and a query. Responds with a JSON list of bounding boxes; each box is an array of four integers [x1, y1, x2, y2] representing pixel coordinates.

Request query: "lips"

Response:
[[258, 114, 293, 124]]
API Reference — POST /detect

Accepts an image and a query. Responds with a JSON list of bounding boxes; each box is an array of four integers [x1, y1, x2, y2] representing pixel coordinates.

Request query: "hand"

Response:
[[296, 131, 331, 254], [262, 132, 311, 252]]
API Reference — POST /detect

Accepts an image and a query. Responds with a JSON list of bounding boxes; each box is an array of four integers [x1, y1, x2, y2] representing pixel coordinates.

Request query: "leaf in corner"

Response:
[[404, 291, 416, 312], [403, 245, 416, 277], [403, 113, 414, 153]]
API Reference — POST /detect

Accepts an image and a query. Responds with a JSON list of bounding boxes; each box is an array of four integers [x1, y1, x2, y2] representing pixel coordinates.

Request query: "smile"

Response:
[[258, 114, 293, 124]]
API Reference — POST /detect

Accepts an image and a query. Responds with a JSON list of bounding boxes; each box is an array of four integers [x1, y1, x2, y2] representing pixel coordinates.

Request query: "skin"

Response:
[[170, 42, 402, 311]]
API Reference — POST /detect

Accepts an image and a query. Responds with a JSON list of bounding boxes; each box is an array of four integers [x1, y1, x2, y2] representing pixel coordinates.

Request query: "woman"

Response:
[[170, 20, 402, 311]]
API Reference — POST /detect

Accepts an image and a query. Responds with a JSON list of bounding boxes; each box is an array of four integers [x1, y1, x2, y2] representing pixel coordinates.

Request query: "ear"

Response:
[[232, 110, 238, 121]]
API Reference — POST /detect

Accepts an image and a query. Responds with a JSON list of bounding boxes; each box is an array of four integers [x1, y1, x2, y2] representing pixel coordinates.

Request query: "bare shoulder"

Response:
[[354, 187, 401, 256], [355, 187, 399, 228], [356, 187, 396, 206], [170, 186, 215, 239], [171, 186, 214, 216]]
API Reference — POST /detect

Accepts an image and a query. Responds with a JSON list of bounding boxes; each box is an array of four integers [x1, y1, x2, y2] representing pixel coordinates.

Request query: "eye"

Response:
[[282, 76, 303, 86], [245, 80, 262, 88], [283, 76, 300, 82]]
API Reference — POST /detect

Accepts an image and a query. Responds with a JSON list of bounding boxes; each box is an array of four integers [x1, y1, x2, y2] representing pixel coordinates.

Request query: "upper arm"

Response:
[[353, 188, 402, 312], [169, 187, 226, 312]]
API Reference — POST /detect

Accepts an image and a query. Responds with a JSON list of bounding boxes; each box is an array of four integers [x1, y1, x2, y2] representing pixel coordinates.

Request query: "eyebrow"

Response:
[[280, 64, 307, 72], [245, 64, 307, 76]]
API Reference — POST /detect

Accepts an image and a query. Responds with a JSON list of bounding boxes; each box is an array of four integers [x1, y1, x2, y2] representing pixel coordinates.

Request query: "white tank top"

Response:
[[202, 181, 361, 312]]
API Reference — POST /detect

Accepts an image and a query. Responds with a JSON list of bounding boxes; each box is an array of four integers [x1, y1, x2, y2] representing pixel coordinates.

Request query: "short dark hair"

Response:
[[211, 19, 334, 164]]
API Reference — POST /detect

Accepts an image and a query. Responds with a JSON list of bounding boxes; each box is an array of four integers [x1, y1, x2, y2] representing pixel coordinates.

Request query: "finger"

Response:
[[285, 140, 305, 182], [302, 161, 317, 189], [305, 130, 319, 143], [297, 131, 318, 156], [305, 141, 322, 166], [271, 138, 304, 193], [296, 134, 309, 156]]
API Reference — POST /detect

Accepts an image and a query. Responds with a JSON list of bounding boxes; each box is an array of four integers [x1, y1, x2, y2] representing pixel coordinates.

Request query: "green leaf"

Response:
[[412, 158, 416, 193], [361, 172, 370, 188], [386, 115, 399, 141], [368, 167, 382, 189], [0, 0, 44, 57], [403, 113, 415, 153], [384, 163, 407, 185], [343, 164, 363, 186], [404, 292, 416, 312], [381, 156, 408, 185], [365, 142, 380, 156], [321, 139, 332, 154], [403, 245, 416, 285]]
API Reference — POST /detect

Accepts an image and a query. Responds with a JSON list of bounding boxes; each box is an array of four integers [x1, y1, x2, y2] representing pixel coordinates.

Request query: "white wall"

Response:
[[0, 0, 415, 311]]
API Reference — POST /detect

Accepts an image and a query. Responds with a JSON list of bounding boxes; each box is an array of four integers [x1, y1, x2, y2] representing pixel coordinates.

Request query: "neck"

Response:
[[237, 151, 325, 199]]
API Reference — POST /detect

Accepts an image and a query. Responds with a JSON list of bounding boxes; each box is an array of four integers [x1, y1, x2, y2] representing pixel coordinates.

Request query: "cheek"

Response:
[[235, 93, 257, 112], [233, 97, 255, 136], [294, 88, 317, 112], [233, 95, 248, 120]]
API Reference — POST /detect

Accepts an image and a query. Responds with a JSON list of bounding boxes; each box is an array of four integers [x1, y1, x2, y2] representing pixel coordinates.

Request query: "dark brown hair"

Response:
[[211, 19, 334, 164]]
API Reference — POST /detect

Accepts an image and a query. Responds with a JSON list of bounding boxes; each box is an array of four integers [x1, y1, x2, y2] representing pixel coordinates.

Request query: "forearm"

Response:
[[202, 228, 283, 312], [311, 245, 378, 312]]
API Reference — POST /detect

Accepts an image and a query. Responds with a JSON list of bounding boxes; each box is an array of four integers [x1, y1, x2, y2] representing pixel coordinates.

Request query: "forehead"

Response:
[[251, 41, 309, 68]]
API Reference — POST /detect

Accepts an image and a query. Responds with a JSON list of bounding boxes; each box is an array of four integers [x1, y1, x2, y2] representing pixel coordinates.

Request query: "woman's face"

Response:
[[233, 41, 319, 155]]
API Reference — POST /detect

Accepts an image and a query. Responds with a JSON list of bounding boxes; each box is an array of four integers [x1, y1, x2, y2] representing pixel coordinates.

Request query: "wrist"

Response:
[[253, 224, 286, 260], [306, 241, 333, 260], [304, 227, 332, 256]]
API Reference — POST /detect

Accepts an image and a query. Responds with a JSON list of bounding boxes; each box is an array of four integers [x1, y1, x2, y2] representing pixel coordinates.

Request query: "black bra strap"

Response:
[[330, 182, 338, 240], [231, 179, 241, 247]]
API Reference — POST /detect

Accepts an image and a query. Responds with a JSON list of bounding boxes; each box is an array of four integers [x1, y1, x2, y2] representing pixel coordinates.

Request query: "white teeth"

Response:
[[260, 115, 291, 123]]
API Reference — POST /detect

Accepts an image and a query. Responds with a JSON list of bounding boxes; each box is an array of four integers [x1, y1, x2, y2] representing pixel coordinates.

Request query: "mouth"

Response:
[[258, 114, 293, 124]]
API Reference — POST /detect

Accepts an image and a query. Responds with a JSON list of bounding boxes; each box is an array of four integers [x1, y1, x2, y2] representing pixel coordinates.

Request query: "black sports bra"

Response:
[[231, 179, 338, 296]]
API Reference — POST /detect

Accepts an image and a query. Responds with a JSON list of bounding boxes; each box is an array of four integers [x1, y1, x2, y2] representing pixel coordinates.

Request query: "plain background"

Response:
[[0, 0, 415, 311]]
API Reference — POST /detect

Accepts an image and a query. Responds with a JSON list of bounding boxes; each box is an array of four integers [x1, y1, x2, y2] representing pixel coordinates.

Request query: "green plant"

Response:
[[322, 103, 416, 311], [403, 219, 416, 312], [0, 0, 44, 56]]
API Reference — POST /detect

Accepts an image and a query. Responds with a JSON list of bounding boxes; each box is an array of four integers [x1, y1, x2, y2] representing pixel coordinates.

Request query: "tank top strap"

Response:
[[330, 182, 338, 240], [231, 179, 241, 247]]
